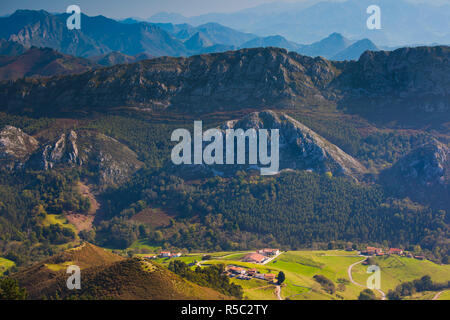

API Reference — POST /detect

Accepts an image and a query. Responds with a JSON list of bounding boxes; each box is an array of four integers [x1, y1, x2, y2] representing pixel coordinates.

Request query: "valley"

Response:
[[0, 4, 448, 302]]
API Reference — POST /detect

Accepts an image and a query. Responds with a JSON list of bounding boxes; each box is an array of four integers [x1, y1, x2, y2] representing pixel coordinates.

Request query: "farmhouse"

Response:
[[388, 248, 403, 255], [264, 273, 277, 282], [366, 247, 383, 255], [257, 249, 280, 256], [228, 266, 246, 275], [247, 268, 258, 276], [160, 251, 171, 258], [255, 274, 266, 280], [242, 253, 267, 264]]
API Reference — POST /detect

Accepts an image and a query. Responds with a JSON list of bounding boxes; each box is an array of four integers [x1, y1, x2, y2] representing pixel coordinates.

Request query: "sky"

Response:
[[0, 0, 449, 19]]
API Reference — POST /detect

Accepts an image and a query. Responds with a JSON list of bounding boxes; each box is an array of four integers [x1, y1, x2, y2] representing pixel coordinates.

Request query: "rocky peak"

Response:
[[223, 110, 366, 179]]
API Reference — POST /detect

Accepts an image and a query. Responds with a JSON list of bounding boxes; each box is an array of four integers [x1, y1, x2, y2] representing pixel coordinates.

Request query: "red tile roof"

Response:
[[242, 253, 266, 263]]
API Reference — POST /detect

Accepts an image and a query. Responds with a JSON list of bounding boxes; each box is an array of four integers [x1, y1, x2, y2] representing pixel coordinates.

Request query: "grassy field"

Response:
[[132, 249, 450, 300], [0, 257, 15, 275], [352, 255, 450, 294], [437, 290, 450, 300], [42, 214, 78, 234], [153, 250, 366, 300]]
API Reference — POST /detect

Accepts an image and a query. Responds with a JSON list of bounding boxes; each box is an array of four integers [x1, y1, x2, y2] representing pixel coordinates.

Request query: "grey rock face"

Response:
[[0, 127, 144, 187], [31, 130, 82, 170], [335, 46, 450, 118], [224, 110, 366, 179], [0, 125, 39, 169], [390, 140, 448, 186]]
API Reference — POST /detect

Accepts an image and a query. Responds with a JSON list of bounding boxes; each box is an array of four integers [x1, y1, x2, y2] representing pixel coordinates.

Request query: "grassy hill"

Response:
[[12, 243, 231, 300], [0, 257, 15, 275]]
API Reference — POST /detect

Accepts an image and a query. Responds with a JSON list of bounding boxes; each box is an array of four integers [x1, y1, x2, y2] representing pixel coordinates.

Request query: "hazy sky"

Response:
[[0, 0, 448, 19]]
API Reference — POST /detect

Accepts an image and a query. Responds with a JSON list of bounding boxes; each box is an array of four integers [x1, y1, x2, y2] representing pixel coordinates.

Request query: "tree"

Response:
[[358, 289, 377, 300], [0, 278, 27, 300], [277, 271, 285, 285], [387, 290, 401, 300]]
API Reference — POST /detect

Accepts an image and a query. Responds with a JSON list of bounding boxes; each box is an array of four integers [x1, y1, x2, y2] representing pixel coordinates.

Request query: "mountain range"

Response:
[[148, 0, 450, 47], [0, 10, 379, 61]]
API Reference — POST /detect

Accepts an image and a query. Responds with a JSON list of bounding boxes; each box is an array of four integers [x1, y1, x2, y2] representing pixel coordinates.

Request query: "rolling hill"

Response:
[[12, 243, 231, 300]]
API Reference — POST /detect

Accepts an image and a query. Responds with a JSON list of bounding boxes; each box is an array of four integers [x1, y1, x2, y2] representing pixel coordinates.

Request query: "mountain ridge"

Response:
[[1, 45, 448, 126]]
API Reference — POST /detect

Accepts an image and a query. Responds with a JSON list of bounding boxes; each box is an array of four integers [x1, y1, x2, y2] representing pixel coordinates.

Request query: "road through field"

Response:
[[432, 291, 444, 300], [275, 286, 282, 300], [347, 257, 386, 300]]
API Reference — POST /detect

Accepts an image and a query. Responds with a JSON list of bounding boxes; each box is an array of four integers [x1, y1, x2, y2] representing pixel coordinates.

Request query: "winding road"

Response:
[[347, 257, 386, 300]]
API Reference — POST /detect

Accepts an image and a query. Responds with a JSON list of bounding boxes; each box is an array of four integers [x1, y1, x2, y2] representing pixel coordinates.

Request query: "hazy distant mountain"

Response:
[[194, 23, 256, 47], [0, 10, 379, 61], [240, 35, 300, 52], [0, 10, 256, 58], [150, 0, 450, 47], [0, 10, 187, 57], [332, 39, 379, 61], [154, 22, 257, 46], [147, 12, 189, 24], [153, 23, 198, 41], [184, 32, 214, 51], [297, 33, 353, 59]]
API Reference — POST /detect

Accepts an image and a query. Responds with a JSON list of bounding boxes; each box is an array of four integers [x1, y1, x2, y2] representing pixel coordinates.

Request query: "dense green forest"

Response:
[[97, 169, 448, 262]]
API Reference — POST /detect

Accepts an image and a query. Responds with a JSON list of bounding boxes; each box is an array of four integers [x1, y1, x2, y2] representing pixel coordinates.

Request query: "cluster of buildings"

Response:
[[361, 247, 425, 260], [241, 249, 280, 264], [226, 266, 277, 283], [143, 251, 182, 259]]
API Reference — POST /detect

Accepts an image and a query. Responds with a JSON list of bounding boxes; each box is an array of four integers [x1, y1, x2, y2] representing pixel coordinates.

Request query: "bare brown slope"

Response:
[[58, 258, 232, 300], [12, 243, 123, 298]]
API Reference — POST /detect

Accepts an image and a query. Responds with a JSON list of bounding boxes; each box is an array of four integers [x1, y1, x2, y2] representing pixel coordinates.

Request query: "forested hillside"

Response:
[[0, 46, 448, 271]]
